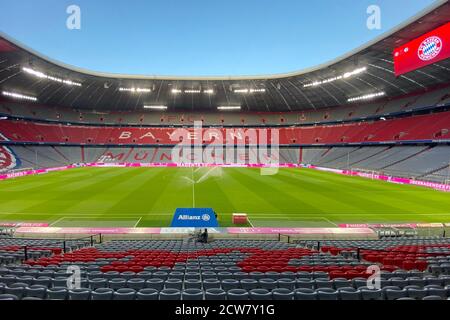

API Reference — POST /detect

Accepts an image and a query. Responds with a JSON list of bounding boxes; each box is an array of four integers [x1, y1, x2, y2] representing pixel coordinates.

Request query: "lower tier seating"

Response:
[[0, 238, 449, 300]]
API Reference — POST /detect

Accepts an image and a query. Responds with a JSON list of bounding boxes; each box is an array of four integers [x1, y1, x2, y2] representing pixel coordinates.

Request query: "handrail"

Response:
[[0, 234, 102, 261]]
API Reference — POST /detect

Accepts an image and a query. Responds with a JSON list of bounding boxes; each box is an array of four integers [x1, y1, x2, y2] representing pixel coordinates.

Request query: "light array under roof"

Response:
[[119, 87, 151, 93], [218, 106, 241, 111], [303, 67, 367, 88], [348, 91, 385, 102], [2, 91, 37, 102], [234, 88, 266, 94], [143, 105, 168, 110], [171, 89, 215, 94], [22, 67, 82, 87]]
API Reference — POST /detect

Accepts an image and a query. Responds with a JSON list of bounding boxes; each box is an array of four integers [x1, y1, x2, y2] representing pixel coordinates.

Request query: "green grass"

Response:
[[0, 167, 449, 227]]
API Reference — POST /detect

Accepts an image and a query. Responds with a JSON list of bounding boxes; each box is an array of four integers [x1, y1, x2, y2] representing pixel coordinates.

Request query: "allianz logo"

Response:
[[178, 215, 201, 220], [178, 214, 211, 221]]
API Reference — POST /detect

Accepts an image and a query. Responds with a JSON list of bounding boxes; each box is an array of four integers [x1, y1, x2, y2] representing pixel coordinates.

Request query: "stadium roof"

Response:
[[0, 0, 449, 113]]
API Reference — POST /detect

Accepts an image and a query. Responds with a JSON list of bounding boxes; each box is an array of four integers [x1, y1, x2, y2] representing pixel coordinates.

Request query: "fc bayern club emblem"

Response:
[[0, 146, 17, 171], [0, 133, 20, 171], [418, 36, 443, 61]]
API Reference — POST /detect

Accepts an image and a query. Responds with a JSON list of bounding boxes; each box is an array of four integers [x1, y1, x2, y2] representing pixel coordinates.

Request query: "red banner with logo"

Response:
[[394, 22, 450, 76]]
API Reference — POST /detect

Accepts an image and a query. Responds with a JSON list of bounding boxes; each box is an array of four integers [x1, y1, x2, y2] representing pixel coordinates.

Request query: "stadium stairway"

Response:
[[0, 238, 450, 300]]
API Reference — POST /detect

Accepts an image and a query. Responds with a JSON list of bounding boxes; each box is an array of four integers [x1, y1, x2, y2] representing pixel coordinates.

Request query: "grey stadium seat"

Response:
[[203, 279, 221, 290], [227, 289, 249, 300], [221, 279, 240, 290], [182, 289, 204, 300], [205, 288, 226, 300], [46, 287, 68, 300], [294, 288, 317, 300], [69, 288, 91, 300], [113, 288, 136, 300], [136, 288, 158, 300], [249, 289, 272, 300], [384, 288, 407, 300], [89, 278, 108, 290], [259, 279, 277, 291], [159, 289, 182, 300], [316, 288, 338, 300], [338, 288, 361, 300], [146, 278, 164, 290], [278, 279, 296, 290], [109, 278, 127, 290], [127, 278, 146, 290], [240, 279, 258, 290], [91, 288, 114, 300], [272, 288, 294, 300], [165, 279, 183, 290], [184, 279, 202, 290], [0, 294, 19, 300], [407, 288, 427, 300], [360, 288, 382, 300], [422, 296, 443, 300], [25, 285, 47, 299]]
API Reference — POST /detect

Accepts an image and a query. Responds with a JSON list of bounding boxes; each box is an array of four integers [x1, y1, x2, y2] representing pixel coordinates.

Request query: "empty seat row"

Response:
[[1, 286, 449, 300]]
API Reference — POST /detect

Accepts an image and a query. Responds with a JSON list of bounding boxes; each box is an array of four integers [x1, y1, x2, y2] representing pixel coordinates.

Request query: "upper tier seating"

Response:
[[0, 238, 449, 300], [1, 110, 449, 145]]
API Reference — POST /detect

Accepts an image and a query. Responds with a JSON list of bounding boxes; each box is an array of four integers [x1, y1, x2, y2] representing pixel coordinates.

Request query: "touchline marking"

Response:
[[322, 217, 338, 227], [0, 212, 174, 216], [221, 212, 450, 216], [49, 217, 66, 227], [249, 216, 337, 225], [134, 217, 143, 228]]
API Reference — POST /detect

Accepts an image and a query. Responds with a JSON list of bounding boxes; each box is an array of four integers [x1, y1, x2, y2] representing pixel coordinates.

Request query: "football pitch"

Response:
[[0, 167, 449, 228]]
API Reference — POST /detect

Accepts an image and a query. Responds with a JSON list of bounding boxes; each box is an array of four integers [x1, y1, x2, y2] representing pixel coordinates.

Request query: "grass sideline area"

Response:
[[0, 167, 449, 228]]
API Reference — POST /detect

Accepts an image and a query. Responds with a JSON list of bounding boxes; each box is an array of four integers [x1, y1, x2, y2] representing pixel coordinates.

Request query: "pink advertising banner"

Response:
[[14, 226, 375, 235], [226, 227, 375, 235], [308, 165, 450, 193], [0, 222, 49, 227], [15, 227, 162, 234], [0, 165, 78, 181], [339, 223, 444, 228]]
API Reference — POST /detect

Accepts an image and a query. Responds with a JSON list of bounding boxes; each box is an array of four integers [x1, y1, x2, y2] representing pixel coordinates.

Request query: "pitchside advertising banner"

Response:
[[170, 208, 219, 228], [394, 22, 450, 76]]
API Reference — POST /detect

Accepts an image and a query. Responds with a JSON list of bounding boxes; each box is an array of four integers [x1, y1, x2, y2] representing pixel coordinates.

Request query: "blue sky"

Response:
[[0, 0, 437, 76]]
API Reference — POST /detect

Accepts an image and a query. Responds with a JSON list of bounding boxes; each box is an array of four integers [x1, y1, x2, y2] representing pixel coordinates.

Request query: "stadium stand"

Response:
[[0, 238, 449, 300], [0, 109, 449, 145], [4, 145, 449, 182]]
